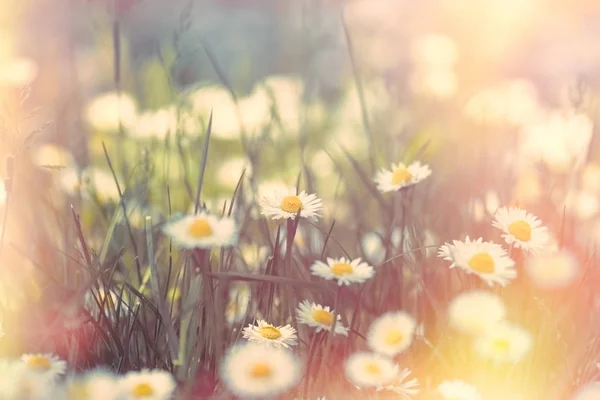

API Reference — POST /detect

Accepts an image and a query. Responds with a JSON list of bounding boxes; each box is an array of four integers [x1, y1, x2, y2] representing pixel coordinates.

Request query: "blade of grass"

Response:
[[194, 110, 213, 214], [145, 215, 179, 361]]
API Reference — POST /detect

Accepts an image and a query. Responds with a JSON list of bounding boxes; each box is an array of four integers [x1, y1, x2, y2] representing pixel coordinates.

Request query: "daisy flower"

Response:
[[296, 300, 348, 336], [242, 320, 298, 348], [344, 352, 398, 388], [474, 321, 532, 364], [60, 369, 120, 400], [367, 311, 417, 357], [438, 236, 516, 287], [0, 358, 54, 400], [162, 211, 238, 249], [259, 186, 323, 221], [376, 367, 420, 398], [573, 382, 600, 400], [374, 161, 432, 193], [448, 290, 507, 336], [310, 257, 375, 286], [21, 353, 66, 380], [118, 369, 176, 400], [437, 380, 483, 400], [525, 250, 578, 289], [492, 207, 550, 252], [220, 343, 301, 399]]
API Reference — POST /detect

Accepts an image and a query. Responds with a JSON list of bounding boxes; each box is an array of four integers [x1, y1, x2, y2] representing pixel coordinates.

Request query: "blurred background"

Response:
[[2, 0, 600, 396]]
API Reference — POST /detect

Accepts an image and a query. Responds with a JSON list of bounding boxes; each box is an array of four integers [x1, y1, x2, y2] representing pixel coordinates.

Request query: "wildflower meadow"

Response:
[[2, 0, 600, 399]]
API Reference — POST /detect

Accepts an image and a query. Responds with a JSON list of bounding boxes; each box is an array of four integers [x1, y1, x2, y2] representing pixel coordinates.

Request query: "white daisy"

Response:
[[259, 186, 323, 221], [296, 300, 348, 336], [367, 311, 417, 357], [492, 207, 550, 252], [59, 369, 120, 400], [573, 382, 600, 400], [310, 257, 375, 286], [473, 321, 533, 364], [374, 161, 432, 193], [162, 211, 238, 249], [437, 380, 483, 400], [242, 320, 298, 348], [438, 236, 517, 287], [21, 353, 66, 380], [220, 343, 301, 399], [344, 352, 398, 388], [448, 290, 507, 336], [525, 250, 578, 289], [0, 358, 55, 400], [376, 367, 420, 398], [118, 369, 176, 400]]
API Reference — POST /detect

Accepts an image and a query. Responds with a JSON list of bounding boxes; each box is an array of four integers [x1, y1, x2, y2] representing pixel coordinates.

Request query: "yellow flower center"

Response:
[[132, 382, 154, 398], [392, 167, 413, 186], [25, 356, 51, 371], [258, 326, 282, 340], [365, 362, 381, 375], [250, 362, 273, 378], [384, 329, 404, 346], [468, 252, 495, 274], [312, 309, 334, 326], [187, 218, 213, 238], [280, 195, 303, 213], [508, 220, 532, 242], [492, 338, 511, 355], [331, 263, 353, 276]]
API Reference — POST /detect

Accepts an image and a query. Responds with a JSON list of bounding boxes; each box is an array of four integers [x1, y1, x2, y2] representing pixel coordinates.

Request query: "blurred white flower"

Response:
[[464, 79, 542, 125], [217, 157, 252, 189], [361, 232, 385, 265], [263, 75, 304, 134], [473, 321, 532, 364], [410, 69, 458, 99], [59, 369, 120, 400], [525, 250, 578, 289], [448, 290, 506, 336], [437, 380, 482, 400], [0, 57, 38, 86], [162, 212, 238, 249], [30, 144, 75, 169], [411, 34, 459, 69], [118, 369, 176, 400], [220, 343, 301, 399], [310, 150, 336, 179], [581, 163, 600, 193], [344, 352, 398, 388], [564, 190, 599, 220], [190, 85, 241, 140], [84, 91, 138, 133], [519, 111, 593, 172], [366, 311, 417, 357]]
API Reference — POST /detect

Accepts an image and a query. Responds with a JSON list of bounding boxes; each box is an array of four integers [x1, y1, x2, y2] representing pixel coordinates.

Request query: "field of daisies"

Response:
[[3, 1, 600, 399]]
